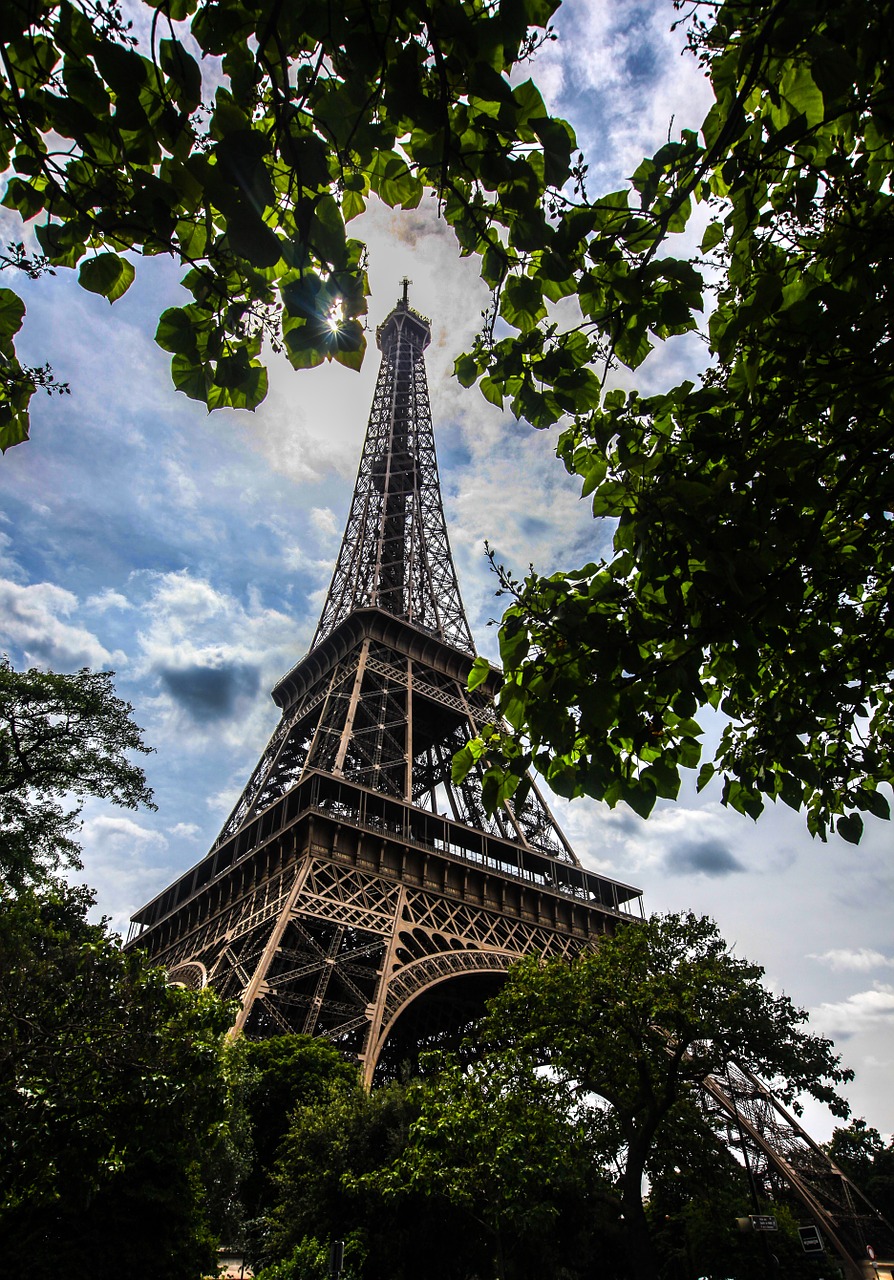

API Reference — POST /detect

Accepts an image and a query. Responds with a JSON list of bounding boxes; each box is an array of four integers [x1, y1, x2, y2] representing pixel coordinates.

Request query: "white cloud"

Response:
[[162, 456, 201, 510], [282, 543, 332, 576], [133, 568, 301, 747], [0, 577, 124, 669], [82, 813, 168, 854], [139, 570, 233, 635], [814, 985, 894, 1035], [207, 784, 243, 817], [310, 506, 340, 540], [77, 813, 173, 934], [536, 0, 715, 190], [560, 795, 748, 884], [85, 588, 132, 613], [168, 821, 201, 840], [809, 949, 894, 973]]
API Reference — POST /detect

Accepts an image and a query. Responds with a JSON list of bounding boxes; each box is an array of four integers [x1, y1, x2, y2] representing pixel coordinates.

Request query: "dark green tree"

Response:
[[238, 1033, 362, 1245], [263, 1077, 473, 1280], [255, 1235, 366, 1280], [0, 657, 154, 886], [646, 1099, 822, 1280], [0, 879, 235, 1279], [479, 912, 852, 1278], [375, 1051, 623, 1280], [451, 0, 894, 845], [0, 0, 573, 445], [826, 1119, 894, 1224]]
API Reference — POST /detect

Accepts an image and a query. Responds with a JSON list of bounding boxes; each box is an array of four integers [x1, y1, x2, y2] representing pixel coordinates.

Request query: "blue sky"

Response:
[[1, 0, 892, 1140]]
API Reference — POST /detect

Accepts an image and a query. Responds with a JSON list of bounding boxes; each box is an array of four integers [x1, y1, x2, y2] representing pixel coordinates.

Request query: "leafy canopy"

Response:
[[0, 657, 154, 886], [453, 0, 894, 844], [482, 912, 852, 1124], [0, 879, 235, 1279], [825, 1119, 894, 1224], [375, 1053, 590, 1251], [5, 0, 891, 846], [479, 912, 853, 1274], [0, 0, 573, 446]]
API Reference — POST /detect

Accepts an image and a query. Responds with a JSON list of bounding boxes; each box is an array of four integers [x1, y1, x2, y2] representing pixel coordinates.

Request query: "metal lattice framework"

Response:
[[212, 615, 577, 861], [701, 1062, 894, 1279], [313, 291, 473, 654], [128, 286, 643, 1081], [128, 770, 642, 1081]]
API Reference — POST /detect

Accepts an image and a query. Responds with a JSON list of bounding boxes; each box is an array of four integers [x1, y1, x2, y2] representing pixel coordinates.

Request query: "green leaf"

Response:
[[479, 377, 504, 408], [0, 289, 26, 340], [170, 352, 210, 402], [699, 221, 724, 252], [858, 790, 890, 821], [0, 405, 30, 452], [468, 656, 491, 692], [341, 188, 365, 221], [836, 813, 863, 845], [499, 274, 547, 333], [159, 38, 202, 109], [779, 64, 825, 129], [451, 741, 481, 785], [227, 211, 282, 269], [531, 116, 575, 187], [640, 760, 681, 801], [621, 781, 657, 819], [2, 177, 45, 221], [78, 254, 135, 302], [454, 353, 479, 388], [155, 307, 202, 355], [498, 625, 529, 668], [368, 152, 422, 210]]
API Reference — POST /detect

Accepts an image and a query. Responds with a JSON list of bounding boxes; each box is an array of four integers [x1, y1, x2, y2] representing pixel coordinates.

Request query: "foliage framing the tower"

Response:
[[0, 0, 572, 446]]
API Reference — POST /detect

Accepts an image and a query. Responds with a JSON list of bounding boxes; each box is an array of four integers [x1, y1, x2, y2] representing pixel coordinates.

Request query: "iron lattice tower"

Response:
[[128, 288, 644, 1081], [127, 289, 894, 1274], [703, 1064, 894, 1280]]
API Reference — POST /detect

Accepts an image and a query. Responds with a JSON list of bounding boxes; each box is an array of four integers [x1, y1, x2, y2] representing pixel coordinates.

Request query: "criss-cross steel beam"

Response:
[[702, 1062, 894, 1280], [313, 298, 474, 654]]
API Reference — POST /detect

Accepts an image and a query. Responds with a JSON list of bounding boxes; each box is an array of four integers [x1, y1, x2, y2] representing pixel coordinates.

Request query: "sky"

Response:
[[1, 0, 892, 1143]]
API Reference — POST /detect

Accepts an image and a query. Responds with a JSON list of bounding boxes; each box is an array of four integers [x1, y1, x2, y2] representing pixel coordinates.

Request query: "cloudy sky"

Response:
[[1, 0, 891, 1142]]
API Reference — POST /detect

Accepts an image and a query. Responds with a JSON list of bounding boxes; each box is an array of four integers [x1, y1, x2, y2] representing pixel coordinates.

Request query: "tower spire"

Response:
[[312, 295, 474, 654]]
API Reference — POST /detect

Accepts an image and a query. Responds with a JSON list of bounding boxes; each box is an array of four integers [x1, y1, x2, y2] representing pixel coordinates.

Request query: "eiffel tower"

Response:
[[127, 284, 894, 1277], [126, 283, 644, 1082]]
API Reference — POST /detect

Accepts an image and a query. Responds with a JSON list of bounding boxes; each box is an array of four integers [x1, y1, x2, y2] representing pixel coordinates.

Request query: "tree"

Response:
[[0, 0, 574, 446], [646, 1099, 822, 1280], [451, 0, 894, 845], [478, 912, 853, 1278], [238, 1034, 362, 1243], [263, 1077, 473, 1280], [375, 1052, 620, 1280], [7, 0, 890, 848], [0, 657, 154, 886], [0, 878, 235, 1279], [826, 1119, 894, 1224], [255, 1236, 366, 1280]]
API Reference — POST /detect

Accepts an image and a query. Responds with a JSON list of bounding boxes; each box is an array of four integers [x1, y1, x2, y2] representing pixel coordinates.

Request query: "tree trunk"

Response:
[[494, 1226, 506, 1280], [620, 1161, 660, 1279]]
